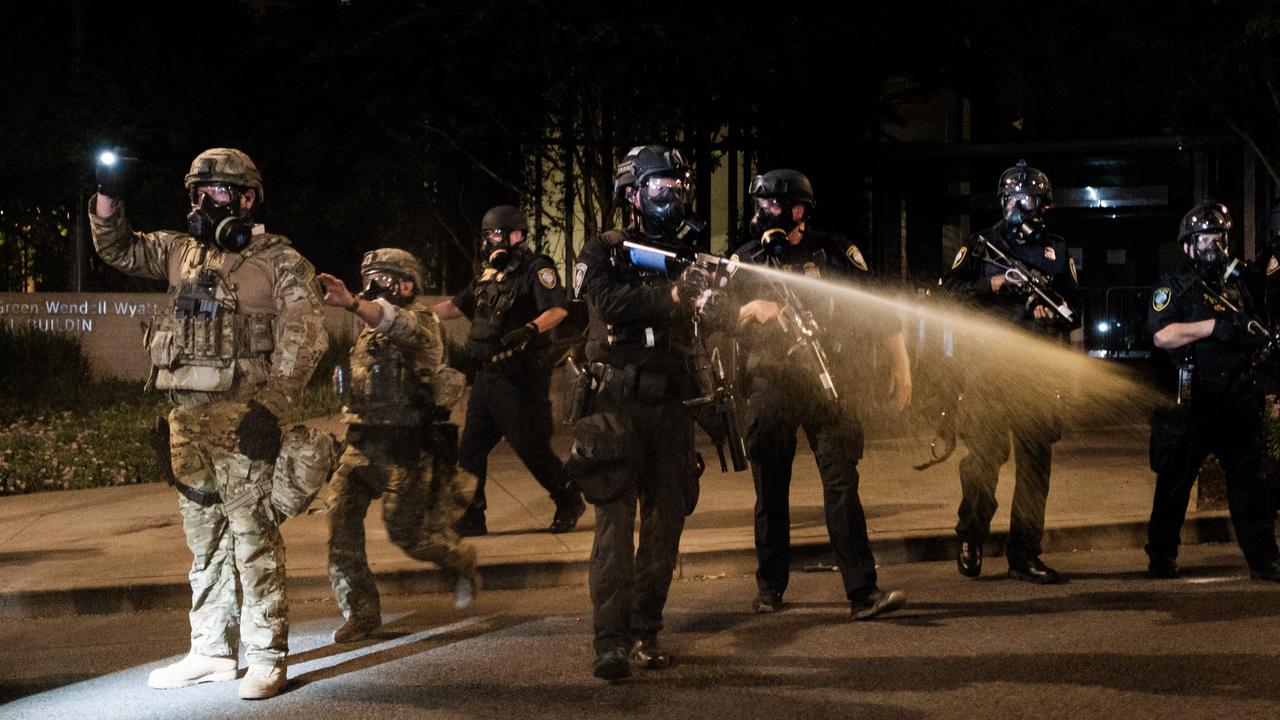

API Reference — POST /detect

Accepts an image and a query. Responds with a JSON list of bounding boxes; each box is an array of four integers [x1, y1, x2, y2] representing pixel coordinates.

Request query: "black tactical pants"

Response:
[[584, 392, 697, 654], [955, 393, 1058, 562], [743, 373, 875, 602], [459, 368, 570, 513], [1147, 392, 1279, 569]]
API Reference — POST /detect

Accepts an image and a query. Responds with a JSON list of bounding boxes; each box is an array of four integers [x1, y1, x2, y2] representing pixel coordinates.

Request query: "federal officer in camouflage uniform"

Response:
[[317, 249, 481, 643], [89, 148, 327, 700]]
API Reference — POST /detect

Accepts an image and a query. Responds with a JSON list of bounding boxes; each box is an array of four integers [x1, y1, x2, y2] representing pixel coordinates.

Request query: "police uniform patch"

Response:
[[572, 262, 587, 298], [1268, 256, 1279, 277], [480, 268, 499, 282], [1152, 287, 1171, 312], [951, 246, 968, 270], [538, 267, 559, 290], [1068, 256, 1078, 284], [1044, 246, 1057, 261], [845, 244, 869, 272]]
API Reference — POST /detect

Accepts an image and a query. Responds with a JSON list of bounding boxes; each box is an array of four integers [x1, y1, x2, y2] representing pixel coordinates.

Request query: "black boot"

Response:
[[630, 638, 674, 670], [549, 491, 586, 534], [592, 647, 631, 681], [957, 541, 983, 578], [1007, 556, 1062, 584], [456, 506, 488, 537]]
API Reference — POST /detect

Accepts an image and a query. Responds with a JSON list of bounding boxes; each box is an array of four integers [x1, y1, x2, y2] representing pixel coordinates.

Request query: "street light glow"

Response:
[[97, 150, 118, 166], [1096, 321, 1110, 333]]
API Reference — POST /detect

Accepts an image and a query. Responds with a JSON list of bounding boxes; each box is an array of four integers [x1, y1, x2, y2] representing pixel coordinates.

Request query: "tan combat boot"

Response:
[[238, 663, 287, 700], [147, 653, 238, 689]]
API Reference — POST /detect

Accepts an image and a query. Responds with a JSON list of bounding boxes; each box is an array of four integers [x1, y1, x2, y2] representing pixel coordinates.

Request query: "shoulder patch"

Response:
[[537, 267, 559, 290], [1152, 287, 1171, 312], [1068, 256, 1078, 284], [1268, 256, 1279, 277], [1043, 246, 1057, 261], [951, 246, 968, 270], [572, 262, 587, 298], [845, 244, 869, 272]]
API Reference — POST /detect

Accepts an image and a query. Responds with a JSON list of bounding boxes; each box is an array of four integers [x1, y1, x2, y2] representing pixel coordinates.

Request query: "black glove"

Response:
[[1211, 315, 1272, 350], [95, 155, 135, 200], [501, 322, 539, 350], [236, 401, 282, 461]]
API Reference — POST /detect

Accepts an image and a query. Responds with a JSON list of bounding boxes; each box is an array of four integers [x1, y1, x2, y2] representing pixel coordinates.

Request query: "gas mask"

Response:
[[635, 175, 691, 238], [749, 196, 798, 239], [187, 186, 254, 252], [1001, 192, 1046, 244], [1187, 232, 1230, 282], [359, 270, 411, 305], [482, 229, 518, 271]]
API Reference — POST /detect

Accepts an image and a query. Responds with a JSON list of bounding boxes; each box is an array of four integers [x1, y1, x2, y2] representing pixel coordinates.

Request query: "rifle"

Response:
[[760, 257, 841, 405], [973, 236, 1075, 324], [1196, 278, 1280, 366], [621, 239, 749, 472]]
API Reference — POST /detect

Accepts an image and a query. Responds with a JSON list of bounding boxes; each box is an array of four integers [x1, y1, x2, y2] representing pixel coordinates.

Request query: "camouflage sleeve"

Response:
[[87, 197, 181, 282], [256, 248, 329, 417], [372, 299, 445, 367]]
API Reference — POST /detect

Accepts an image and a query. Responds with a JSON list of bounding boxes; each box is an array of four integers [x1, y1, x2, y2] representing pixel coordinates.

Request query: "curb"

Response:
[[0, 513, 1234, 619]]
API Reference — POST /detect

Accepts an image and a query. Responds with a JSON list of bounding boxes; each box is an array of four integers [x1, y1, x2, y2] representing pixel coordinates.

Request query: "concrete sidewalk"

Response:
[[0, 426, 1234, 618]]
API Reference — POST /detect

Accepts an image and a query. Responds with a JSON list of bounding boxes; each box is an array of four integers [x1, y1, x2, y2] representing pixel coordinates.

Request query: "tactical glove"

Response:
[[236, 401, 283, 461], [95, 156, 135, 200], [501, 322, 539, 350]]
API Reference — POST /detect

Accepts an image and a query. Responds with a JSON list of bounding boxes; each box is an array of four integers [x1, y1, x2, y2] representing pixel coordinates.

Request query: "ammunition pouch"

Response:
[[565, 411, 636, 505], [432, 367, 467, 410], [1149, 404, 1192, 474], [269, 425, 338, 520], [144, 313, 276, 392]]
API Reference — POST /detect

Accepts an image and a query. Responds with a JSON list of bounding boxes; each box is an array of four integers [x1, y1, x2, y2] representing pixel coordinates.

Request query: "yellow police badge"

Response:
[[1152, 287, 1171, 312]]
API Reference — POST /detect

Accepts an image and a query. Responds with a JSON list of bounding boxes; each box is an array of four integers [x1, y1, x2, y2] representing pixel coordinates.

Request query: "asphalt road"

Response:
[[2, 544, 1278, 719]]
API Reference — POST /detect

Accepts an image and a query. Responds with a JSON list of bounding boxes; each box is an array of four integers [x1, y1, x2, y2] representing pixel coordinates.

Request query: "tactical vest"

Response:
[[584, 230, 689, 372], [471, 261, 523, 343], [344, 327, 430, 426], [144, 242, 277, 393]]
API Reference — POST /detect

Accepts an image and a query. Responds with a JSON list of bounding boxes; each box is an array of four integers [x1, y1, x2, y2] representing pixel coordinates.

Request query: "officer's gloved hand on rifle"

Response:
[[501, 322, 538, 351], [1211, 315, 1273, 351], [237, 401, 283, 461], [676, 265, 714, 311]]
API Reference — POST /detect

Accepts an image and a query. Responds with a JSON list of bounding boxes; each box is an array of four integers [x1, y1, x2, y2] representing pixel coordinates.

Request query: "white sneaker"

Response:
[[238, 664, 287, 700], [147, 653, 237, 689]]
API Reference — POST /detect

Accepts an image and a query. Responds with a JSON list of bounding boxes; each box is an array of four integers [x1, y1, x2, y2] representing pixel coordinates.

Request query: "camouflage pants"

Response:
[[327, 425, 477, 624], [169, 401, 288, 667]]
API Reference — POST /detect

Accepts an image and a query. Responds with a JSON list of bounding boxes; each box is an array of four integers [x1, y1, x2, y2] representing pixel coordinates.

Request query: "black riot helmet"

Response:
[[480, 205, 529, 270], [1179, 202, 1233, 280], [749, 169, 814, 250], [614, 144, 694, 238], [997, 160, 1053, 244]]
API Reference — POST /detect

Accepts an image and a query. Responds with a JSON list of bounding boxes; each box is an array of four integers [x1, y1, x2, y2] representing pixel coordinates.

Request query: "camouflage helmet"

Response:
[[481, 205, 529, 231], [749, 168, 817, 209], [360, 248, 423, 289], [1178, 202, 1232, 244], [184, 148, 265, 202], [997, 159, 1052, 205]]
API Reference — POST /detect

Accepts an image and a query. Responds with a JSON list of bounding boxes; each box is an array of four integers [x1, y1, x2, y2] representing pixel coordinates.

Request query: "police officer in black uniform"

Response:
[[731, 169, 912, 619], [944, 160, 1080, 584], [569, 145, 717, 681], [433, 206, 585, 536], [1145, 202, 1280, 580]]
